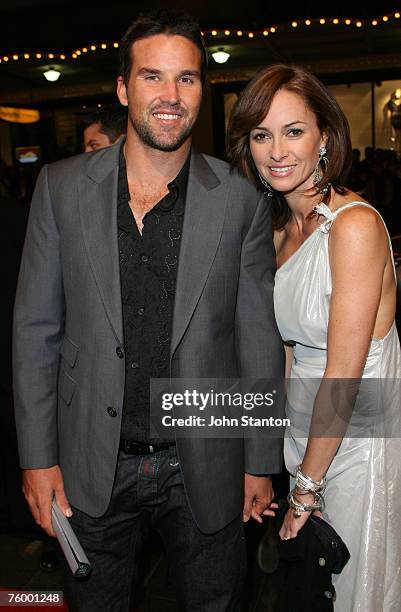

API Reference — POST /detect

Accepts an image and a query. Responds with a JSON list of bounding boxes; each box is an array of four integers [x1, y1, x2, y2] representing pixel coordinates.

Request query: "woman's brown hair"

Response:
[[227, 64, 352, 230]]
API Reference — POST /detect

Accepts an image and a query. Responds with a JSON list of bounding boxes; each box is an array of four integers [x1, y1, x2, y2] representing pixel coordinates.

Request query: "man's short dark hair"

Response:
[[83, 105, 127, 142], [120, 9, 208, 86]]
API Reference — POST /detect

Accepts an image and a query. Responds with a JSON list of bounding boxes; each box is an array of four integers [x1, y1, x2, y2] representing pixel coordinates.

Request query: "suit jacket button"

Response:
[[107, 406, 117, 418], [116, 347, 124, 359]]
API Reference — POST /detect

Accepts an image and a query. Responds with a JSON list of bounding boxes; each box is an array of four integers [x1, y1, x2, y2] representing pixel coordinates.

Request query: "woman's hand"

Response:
[[279, 491, 322, 540], [279, 505, 312, 540]]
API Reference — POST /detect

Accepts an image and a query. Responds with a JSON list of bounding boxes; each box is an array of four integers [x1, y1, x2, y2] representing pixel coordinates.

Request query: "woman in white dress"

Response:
[[228, 64, 401, 611]]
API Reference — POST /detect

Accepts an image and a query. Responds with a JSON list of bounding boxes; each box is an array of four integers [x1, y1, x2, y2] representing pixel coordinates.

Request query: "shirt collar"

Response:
[[118, 141, 190, 206]]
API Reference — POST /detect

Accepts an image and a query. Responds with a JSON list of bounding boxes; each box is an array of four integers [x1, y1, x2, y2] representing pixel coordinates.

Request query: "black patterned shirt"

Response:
[[117, 146, 189, 444]]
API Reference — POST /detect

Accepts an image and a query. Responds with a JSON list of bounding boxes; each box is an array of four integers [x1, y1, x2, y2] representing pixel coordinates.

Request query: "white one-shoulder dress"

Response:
[[274, 201, 401, 612]]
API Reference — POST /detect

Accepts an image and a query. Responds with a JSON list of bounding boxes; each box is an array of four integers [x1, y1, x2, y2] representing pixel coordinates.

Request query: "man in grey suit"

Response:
[[13, 9, 284, 612]]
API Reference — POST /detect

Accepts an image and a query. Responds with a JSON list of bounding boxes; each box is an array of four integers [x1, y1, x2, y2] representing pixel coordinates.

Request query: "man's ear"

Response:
[[116, 76, 128, 107]]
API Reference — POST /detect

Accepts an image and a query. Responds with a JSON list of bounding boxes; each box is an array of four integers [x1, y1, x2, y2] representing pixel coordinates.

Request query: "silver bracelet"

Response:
[[295, 465, 327, 494], [288, 490, 325, 518]]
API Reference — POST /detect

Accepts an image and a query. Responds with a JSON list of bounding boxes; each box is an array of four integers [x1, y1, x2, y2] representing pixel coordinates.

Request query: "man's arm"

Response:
[[235, 190, 285, 520], [13, 164, 71, 535]]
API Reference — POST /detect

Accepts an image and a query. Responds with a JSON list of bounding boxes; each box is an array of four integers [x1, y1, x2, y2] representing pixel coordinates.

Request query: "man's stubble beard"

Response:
[[129, 111, 196, 152]]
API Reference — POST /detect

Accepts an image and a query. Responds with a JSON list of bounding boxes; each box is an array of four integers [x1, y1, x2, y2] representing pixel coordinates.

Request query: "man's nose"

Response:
[[160, 80, 180, 105]]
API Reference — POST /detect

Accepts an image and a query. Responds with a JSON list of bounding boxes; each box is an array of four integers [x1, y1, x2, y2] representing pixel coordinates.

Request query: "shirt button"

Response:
[[324, 591, 333, 599], [116, 347, 124, 359], [318, 557, 326, 567], [137, 307, 145, 316], [140, 253, 149, 263], [131, 361, 139, 369], [107, 406, 117, 418]]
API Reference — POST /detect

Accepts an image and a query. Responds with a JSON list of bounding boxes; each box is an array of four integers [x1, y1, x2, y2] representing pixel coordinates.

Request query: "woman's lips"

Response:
[[268, 165, 296, 178]]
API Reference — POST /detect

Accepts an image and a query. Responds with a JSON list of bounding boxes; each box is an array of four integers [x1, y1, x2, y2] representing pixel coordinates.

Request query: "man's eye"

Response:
[[180, 76, 194, 84], [146, 75, 160, 81]]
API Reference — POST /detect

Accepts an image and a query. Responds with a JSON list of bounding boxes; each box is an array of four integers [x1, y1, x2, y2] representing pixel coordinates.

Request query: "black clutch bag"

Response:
[[309, 513, 350, 574], [257, 499, 350, 576]]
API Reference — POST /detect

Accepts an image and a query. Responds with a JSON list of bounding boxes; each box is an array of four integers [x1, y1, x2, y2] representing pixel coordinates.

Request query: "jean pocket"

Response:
[[168, 449, 179, 468]]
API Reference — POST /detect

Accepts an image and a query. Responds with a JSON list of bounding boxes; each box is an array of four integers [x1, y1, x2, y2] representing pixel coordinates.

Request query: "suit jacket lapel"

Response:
[[78, 145, 226, 353], [78, 143, 123, 345], [171, 150, 227, 356]]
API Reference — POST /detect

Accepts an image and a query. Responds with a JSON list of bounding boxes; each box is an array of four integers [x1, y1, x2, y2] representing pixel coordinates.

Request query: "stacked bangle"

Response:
[[295, 465, 327, 494], [288, 465, 327, 518], [288, 490, 325, 518]]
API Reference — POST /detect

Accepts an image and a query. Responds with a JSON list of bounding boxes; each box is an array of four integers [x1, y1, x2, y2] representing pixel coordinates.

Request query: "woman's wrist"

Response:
[[296, 464, 327, 493]]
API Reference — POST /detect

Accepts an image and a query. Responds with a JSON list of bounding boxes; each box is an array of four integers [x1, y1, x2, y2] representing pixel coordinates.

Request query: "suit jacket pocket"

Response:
[[60, 336, 79, 368], [59, 370, 76, 406]]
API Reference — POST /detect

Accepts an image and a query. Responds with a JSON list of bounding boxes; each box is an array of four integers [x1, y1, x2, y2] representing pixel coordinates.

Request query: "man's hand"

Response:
[[243, 474, 278, 523], [22, 465, 72, 537]]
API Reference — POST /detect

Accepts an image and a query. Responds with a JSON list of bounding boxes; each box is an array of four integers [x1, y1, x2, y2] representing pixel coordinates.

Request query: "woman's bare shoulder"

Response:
[[329, 198, 388, 259]]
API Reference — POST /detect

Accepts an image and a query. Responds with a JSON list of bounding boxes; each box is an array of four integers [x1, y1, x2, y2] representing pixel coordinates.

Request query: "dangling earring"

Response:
[[313, 145, 329, 188], [258, 172, 274, 197]]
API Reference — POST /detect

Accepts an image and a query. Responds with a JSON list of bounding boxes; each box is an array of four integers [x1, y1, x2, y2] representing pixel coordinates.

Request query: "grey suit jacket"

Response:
[[13, 142, 284, 534]]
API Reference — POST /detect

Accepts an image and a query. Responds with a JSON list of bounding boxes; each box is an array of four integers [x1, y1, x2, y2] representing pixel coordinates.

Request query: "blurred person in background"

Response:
[[82, 105, 127, 152]]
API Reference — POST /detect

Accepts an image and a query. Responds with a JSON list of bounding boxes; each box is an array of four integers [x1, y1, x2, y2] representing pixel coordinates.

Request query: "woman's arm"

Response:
[[280, 206, 390, 538], [284, 343, 293, 380]]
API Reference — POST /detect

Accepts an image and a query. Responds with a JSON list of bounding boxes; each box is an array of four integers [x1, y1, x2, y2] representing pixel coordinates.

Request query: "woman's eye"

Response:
[[288, 128, 303, 136], [252, 132, 268, 142]]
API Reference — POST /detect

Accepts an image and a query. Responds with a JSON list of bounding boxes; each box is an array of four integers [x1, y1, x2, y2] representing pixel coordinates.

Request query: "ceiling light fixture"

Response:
[[211, 48, 230, 64], [43, 67, 61, 82]]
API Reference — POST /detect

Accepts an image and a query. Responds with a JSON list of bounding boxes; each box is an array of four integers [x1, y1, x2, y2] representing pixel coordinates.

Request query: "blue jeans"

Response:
[[62, 446, 246, 611]]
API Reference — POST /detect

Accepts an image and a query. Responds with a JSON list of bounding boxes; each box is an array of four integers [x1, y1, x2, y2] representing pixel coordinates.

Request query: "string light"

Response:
[[2, 12, 401, 66]]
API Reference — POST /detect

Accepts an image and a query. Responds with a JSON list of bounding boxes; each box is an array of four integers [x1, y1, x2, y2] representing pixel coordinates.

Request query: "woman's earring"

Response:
[[258, 172, 274, 197], [313, 145, 329, 186]]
